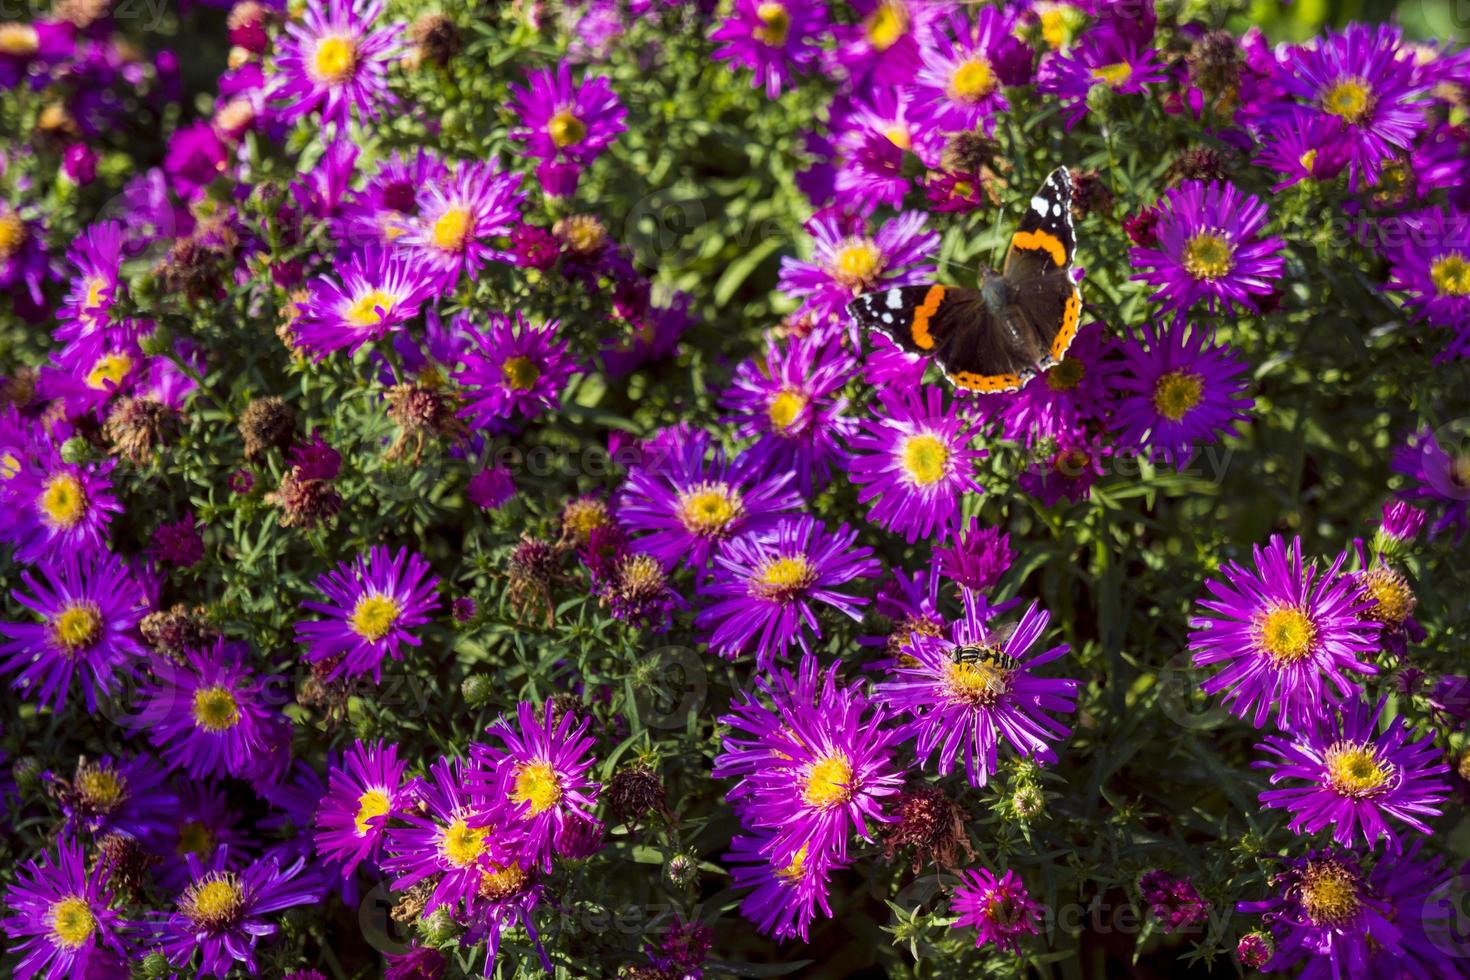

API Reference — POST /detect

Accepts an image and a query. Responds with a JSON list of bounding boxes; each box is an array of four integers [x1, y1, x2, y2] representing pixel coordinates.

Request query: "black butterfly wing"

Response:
[[1003, 167, 1084, 368]]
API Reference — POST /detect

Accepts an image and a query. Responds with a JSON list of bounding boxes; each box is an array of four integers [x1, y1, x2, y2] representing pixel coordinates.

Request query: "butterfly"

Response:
[[847, 166, 1084, 394]]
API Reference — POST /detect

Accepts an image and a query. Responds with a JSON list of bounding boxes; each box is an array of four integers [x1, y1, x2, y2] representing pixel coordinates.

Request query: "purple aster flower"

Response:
[[912, 6, 1023, 134], [951, 867, 1043, 953], [846, 385, 986, 544], [876, 594, 1077, 787], [719, 321, 858, 497], [832, 90, 938, 212], [7, 450, 119, 567], [386, 944, 447, 980], [158, 846, 321, 978], [56, 221, 125, 343], [1113, 320, 1254, 467], [0, 550, 147, 712], [334, 149, 448, 250], [779, 209, 939, 328], [697, 516, 878, 669], [293, 247, 436, 358], [314, 739, 416, 878], [714, 654, 903, 867], [616, 427, 802, 570], [1382, 207, 1470, 347], [296, 545, 442, 683], [580, 526, 687, 633], [273, 0, 404, 129], [1037, 25, 1168, 128], [725, 830, 845, 942], [861, 564, 951, 664], [1138, 870, 1209, 934], [1253, 110, 1352, 191], [459, 853, 550, 975], [1256, 697, 1449, 850], [37, 333, 146, 420], [1236, 850, 1399, 979], [1366, 842, 1470, 978], [143, 643, 281, 780], [1130, 180, 1285, 315], [469, 700, 600, 872], [1269, 23, 1427, 188], [151, 513, 205, 567], [509, 59, 627, 165], [935, 517, 1014, 594], [399, 160, 524, 288], [455, 313, 578, 430], [1188, 535, 1381, 731], [290, 431, 342, 482], [1375, 500, 1427, 555], [0, 202, 51, 306], [710, 0, 828, 99], [164, 121, 228, 199], [1018, 430, 1108, 507], [0, 19, 73, 91], [156, 781, 251, 892], [0, 836, 129, 979], [993, 320, 1118, 447], [826, 0, 948, 87], [467, 465, 515, 511], [1392, 426, 1470, 541], [49, 754, 176, 845]]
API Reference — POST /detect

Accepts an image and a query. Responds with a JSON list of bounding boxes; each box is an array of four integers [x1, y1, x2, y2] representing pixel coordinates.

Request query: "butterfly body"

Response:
[[848, 167, 1083, 394]]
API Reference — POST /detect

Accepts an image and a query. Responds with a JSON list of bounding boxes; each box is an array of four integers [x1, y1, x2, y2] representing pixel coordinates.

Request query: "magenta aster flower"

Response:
[[296, 545, 441, 683], [1130, 180, 1285, 315], [1382, 207, 1470, 349], [1189, 535, 1381, 731], [616, 427, 802, 570], [876, 594, 1077, 787], [725, 830, 846, 942], [455, 313, 578, 430], [151, 513, 205, 567], [1269, 23, 1427, 188], [158, 846, 321, 978], [710, 0, 828, 99], [827, 0, 947, 87], [0, 550, 147, 712], [719, 321, 858, 497], [697, 516, 878, 670], [49, 754, 176, 845], [1138, 870, 1209, 934], [1253, 110, 1352, 191], [56, 220, 125, 343], [399, 160, 524, 287], [846, 385, 986, 544], [468, 700, 600, 872], [0, 836, 129, 979], [1256, 697, 1449, 850], [1018, 430, 1108, 507], [293, 247, 436, 358], [1392, 426, 1470, 541], [935, 517, 1014, 594], [333, 149, 447, 250], [951, 867, 1043, 953], [1366, 843, 1470, 977], [144, 643, 281, 780], [1113, 320, 1254, 467], [273, 0, 403, 129], [1037, 25, 1168, 128], [912, 6, 1022, 134], [832, 91, 940, 213], [509, 59, 627, 165], [467, 465, 515, 511], [7, 451, 120, 565], [993, 320, 1118, 447], [0, 202, 51, 307], [779, 209, 939, 327], [314, 739, 416, 878]]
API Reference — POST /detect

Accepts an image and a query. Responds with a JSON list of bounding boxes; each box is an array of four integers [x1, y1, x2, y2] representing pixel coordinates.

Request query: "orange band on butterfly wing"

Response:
[[949, 370, 1025, 393], [1050, 289, 1083, 361], [1010, 229, 1067, 268], [910, 285, 946, 351]]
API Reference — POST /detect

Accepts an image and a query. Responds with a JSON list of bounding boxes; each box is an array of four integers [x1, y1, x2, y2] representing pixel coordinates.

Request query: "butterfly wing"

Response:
[[1003, 167, 1084, 368]]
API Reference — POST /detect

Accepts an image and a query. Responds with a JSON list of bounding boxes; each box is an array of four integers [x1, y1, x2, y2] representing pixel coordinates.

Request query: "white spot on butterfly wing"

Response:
[[885, 288, 903, 309], [1030, 195, 1049, 216]]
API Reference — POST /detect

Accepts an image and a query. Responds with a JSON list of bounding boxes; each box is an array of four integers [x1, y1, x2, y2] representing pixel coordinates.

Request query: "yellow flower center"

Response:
[[830, 238, 882, 288], [1299, 148, 1319, 174], [754, 2, 790, 46], [1152, 370, 1204, 421], [1323, 742, 1394, 798], [1045, 356, 1085, 391], [1431, 254, 1470, 297], [48, 896, 96, 949], [177, 820, 214, 857], [618, 554, 666, 597], [1039, 8, 1067, 49], [751, 554, 817, 602], [85, 353, 132, 390], [0, 211, 25, 260], [312, 35, 357, 83], [548, 108, 586, 148], [1255, 605, 1317, 664], [950, 58, 997, 102], [500, 355, 541, 391], [1361, 566, 1415, 626], [51, 603, 102, 654], [864, 2, 906, 50], [355, 788, 391, 834], [562, 498, 611, 543], [1, 451, 18, 480], [83, 276, 108, 310], [1092, 62, 1133, 88], [431, 207, 471, 252], [801, 754, 854, 808], [349, 594, 401, 642], [900, 433, 949, 487], [345, 289, 397, 328], [676, 482, 745, 537], [777, 845, 808, 883], [557, 214, 606, 254], [1298, 861, 1361, 926], [511, 761, 563, 815], [191, 686, 241, 732], [767, 389, 807, 434], [40, 474, 87, 528], [479, 862, 528, 901], [883, 124, 911, 151], [181, 874, 244, 930], [0, 22, 40, 57], [440, 816, 488, 867], [942, 650, 1013, 705], [1183, 232, 1235, 281], [1321, 76, 1373, 124], [75, 764, 126, 809]]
